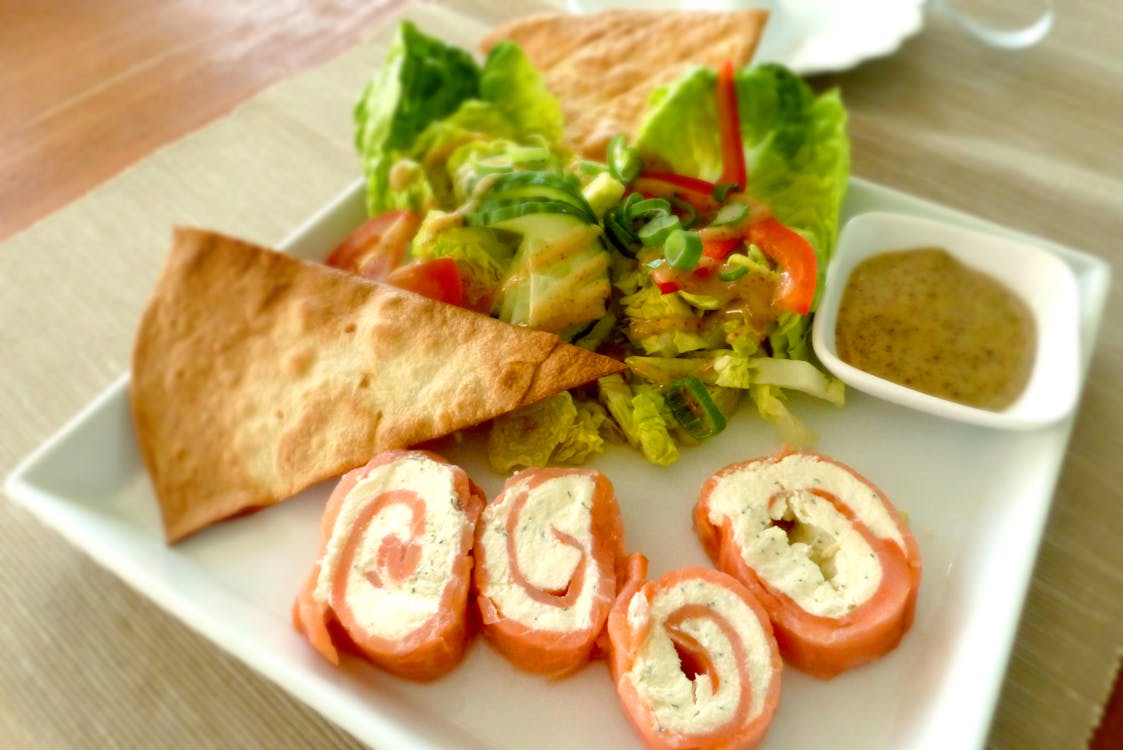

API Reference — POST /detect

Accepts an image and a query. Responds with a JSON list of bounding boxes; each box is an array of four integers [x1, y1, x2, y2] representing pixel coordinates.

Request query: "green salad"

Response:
[[340, 22, 851, 471]]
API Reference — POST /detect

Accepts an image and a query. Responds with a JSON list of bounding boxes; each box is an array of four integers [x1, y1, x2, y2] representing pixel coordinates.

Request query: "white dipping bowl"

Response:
[[811, 211, 1081, 430]]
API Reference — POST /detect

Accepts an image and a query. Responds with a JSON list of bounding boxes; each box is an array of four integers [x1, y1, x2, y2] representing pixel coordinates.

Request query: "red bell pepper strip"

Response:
[[701, 237, 741, 261], [715, 60, 747, 191], [747, 218, 817, 315], [637, 172, 717, 195], [632, 172, 720, 214]]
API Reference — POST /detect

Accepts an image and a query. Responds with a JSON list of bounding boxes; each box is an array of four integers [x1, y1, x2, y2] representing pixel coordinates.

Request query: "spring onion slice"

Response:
[[604, 206, 640, 256], [666, 375, 727, 439], [666, 195, 697, 228], [628, 197, 672, 220], [638, 213, 681, 247], [711, 202, 749, 227], [664, 229, 703, 270], [577, 160, 609, 176], [717, 264, 749, 281], [712, 182, 739, 202]]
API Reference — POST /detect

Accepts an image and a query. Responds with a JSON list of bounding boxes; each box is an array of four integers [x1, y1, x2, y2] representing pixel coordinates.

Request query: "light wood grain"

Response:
[[0, 0, 401, 243]]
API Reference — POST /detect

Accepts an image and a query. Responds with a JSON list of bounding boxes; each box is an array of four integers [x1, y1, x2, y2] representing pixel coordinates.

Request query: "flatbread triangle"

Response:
[[131, 227, 625, 542], [481, 9, 770, 159]]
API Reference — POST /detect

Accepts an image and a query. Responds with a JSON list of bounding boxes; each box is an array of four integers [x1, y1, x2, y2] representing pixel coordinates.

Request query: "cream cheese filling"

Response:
[[314, 455, 465, 641], [706, 454, 903, 618], [478, 472, 599, 630], [625, 577, 773, 735]]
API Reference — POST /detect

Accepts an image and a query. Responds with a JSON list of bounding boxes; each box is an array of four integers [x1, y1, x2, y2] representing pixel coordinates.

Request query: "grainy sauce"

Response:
[[835, 247, 1036, 410]]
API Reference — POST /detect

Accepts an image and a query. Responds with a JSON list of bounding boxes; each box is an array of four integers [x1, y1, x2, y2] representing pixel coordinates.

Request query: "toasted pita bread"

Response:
[[131, 227, 625, 542], [481, 9, 769, 159]]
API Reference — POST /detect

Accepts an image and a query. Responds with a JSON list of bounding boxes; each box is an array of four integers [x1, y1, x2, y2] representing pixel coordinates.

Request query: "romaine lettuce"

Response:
[[634, 63, 849, 314], [487, 392, 607, 472], [355, 26, 567, 215], [714, 352, 845, 405], [620, 284, 724, 356], [354, 22, 480, 214], [478, 41, 565, 145], [598, 375, 679, 466]]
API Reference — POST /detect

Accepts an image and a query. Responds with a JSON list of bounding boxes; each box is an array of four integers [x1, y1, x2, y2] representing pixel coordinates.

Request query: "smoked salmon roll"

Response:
[[694, 449, 922, 679], [607, 564, 782, 750], [292, 450, 485, 681], [473, 467, 625, 678]]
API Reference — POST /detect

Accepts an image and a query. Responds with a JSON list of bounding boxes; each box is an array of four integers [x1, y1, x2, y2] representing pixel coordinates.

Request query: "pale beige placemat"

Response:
[[2, 1, 1121, 748]]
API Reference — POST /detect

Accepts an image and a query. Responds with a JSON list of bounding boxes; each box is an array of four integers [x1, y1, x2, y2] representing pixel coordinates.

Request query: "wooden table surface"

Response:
[[2, 1, 1120, 748], [0, 0, 401, 243]]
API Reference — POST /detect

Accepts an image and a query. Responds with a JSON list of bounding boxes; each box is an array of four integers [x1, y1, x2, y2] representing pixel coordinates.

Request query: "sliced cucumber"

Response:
[[476, 205, 592, 237], [478, 171, 595, 222], [489, 170, 582, 193], [466, 198, 593, 229], [481, 187, 595, 221]]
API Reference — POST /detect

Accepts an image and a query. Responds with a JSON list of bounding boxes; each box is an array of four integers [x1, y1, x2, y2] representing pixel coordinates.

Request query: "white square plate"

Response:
[[5, 177, 1109, 750]]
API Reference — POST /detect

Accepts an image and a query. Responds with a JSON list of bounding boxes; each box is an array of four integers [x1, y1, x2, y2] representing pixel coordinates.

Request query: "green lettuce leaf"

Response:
[[714, 353, 845, 405], [407, 108, 523, 209], [355, 25, 567, 215], [487, 392, 607, 472], [354, 22, 480, 214], [447, 136, 561, 205], [620, 284, 724, 356], [552, 400, 611, 465], [598, 375, 679, 466], [478, 41, 565, 144], [625, 355, 717, 386]]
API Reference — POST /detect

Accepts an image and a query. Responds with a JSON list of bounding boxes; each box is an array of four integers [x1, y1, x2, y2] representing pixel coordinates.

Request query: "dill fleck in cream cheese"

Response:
[[835, 247, 1036, 410]]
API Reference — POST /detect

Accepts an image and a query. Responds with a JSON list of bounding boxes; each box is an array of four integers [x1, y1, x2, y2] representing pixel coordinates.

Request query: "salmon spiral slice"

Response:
[[607, 563, 782, 750], [694, 449, 922, 678], [292, 450, 484, 681], [473, 467, 625, 678]]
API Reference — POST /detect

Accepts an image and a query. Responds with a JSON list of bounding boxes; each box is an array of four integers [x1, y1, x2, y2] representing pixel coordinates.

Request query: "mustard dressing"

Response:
[[835, 248, 1035, 410]]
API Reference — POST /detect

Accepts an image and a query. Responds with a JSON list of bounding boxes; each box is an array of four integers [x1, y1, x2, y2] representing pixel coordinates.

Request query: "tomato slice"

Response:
[[386, 257, 464, 307], [715, 60, 747, 191], [324, 210, 421, 279], [747, 217, 817, 315]]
